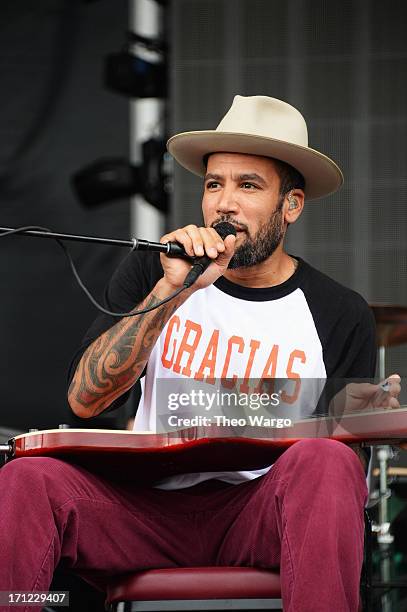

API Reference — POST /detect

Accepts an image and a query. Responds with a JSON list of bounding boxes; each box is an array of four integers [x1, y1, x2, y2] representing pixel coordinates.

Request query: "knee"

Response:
[[1, 457, 65, 497], [272, 439, 367, 505], [2, 456, 61, 476], [284, 438, 364, 477], [291, 437, 354, 458]]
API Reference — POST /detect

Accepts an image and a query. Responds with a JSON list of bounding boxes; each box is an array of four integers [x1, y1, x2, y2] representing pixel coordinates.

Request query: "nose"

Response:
[[215, 186, 239, 215]]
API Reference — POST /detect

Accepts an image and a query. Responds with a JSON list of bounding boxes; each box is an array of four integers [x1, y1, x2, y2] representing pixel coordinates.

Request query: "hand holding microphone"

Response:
[[182, 222, 237, 287], [159, 222, 237, 291]]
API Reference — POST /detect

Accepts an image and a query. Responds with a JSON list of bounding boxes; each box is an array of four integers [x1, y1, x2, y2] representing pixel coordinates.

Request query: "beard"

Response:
[[212, 199, 285, 270]]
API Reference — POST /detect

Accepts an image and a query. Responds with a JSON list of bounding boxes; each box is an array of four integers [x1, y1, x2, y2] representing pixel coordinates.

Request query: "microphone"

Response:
[[131, 237, 187, 257], [132, 222, 236, 261], [182, 221, 237, 288]]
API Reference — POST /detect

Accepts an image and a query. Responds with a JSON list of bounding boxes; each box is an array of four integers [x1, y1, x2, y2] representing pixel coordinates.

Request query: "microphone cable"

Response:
[[0, 225, 188, 318]]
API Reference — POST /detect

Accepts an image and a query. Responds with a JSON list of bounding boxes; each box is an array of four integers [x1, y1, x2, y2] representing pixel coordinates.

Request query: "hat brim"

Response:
[[167, 131, 344, 200]]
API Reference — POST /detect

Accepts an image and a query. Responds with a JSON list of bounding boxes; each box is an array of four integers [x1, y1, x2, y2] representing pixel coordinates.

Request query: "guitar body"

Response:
[[7, 408, 407, 483], [9, 428, 289, 482]]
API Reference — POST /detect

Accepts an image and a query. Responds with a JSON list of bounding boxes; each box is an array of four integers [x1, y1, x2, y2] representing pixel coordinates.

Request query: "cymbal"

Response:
[[369, 304, 407, 347]]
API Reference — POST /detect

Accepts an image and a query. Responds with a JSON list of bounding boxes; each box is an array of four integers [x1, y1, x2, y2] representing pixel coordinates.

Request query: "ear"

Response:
[[283, 189, 305, 225]]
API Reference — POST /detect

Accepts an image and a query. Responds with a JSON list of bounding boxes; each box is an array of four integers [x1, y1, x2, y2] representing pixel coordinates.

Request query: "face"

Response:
[[202, 152, 285, 269]]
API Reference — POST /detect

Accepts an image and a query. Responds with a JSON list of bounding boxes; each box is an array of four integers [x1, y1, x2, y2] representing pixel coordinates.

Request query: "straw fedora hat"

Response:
[[167, 95, 343, 200]]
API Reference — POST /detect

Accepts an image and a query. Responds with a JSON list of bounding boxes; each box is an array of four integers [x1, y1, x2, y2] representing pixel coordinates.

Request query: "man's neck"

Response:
[[222, 248, 297, 288]]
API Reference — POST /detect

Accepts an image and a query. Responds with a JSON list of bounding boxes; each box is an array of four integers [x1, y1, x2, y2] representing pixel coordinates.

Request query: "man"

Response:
[[0, 96, 400, 611]]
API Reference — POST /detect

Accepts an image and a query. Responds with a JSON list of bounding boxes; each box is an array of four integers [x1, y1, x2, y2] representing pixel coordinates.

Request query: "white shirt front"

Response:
[[134, 283, 326, 489]]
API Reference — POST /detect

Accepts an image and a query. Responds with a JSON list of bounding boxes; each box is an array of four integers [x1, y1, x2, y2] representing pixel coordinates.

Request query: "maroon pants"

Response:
[[0, 439, 367, 612]]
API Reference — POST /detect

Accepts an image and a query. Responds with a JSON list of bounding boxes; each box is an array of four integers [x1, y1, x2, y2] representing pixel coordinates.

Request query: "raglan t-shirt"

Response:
[[68, 251, 377, 489]]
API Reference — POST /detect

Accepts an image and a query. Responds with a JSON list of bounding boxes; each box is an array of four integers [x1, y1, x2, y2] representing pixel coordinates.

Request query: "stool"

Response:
[[105, 567, 282, 611]]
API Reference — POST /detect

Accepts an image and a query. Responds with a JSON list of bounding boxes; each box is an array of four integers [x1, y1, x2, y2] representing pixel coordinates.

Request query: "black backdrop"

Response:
[[3, 0, 407, 431], [170, 0, 407, 382], [0, 0, 131, 431]]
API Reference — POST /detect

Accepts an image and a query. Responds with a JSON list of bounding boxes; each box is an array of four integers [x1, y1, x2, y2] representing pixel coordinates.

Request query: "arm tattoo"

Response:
[[69, 292, 180, 416]]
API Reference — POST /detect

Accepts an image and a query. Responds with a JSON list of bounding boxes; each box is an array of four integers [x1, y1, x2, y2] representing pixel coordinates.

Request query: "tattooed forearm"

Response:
[[68, 285, 187, 417]]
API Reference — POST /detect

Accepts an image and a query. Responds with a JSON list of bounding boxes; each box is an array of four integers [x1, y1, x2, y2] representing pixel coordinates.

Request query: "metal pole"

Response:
[[0, 225, 186, 256], [0, 226, 135, 249], [129, 0, 165, 241], [379, 346, 386, 380], [376, 339, 393, 612], [377, 444, 394, 612]]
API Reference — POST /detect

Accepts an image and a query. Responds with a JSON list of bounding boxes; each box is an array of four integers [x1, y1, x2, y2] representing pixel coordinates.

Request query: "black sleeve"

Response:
[[300, 263, 377, 416], [67, 251, 163, 409], [320, 292, 377, 380], [300, 263, 377, 379]]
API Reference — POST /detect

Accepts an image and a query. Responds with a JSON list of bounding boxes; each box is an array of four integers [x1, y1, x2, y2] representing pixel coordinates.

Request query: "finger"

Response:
[[389, 381, 401, 397], [375, 389, 401, 409], [223, 233, 237, 255], [211, 234, 236, 267], [194, 229, 218, 259], [209, 227, 227, 252], [387, 373, 401, 381], [347, 382, 375, 398], [379, 373, 401, 390], [388, 396, 401, 409], [386, 374, 401, 396], [182, 225, 222, 258], [161, 229, 194, 257], [378, 374, 401, 401], [378, 382, 401, 398], [184, 225, 206, 257], [375, 387, 401, 409], [198, 226, 232, 259]]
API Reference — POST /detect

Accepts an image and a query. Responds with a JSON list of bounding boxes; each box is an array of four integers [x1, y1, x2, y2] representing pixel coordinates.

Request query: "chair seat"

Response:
[[106, 567, 281, 604]]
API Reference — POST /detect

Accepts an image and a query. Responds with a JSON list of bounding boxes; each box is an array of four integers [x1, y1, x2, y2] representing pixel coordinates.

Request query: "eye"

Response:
[[206, 181, 221, 190], [241, 182, 257, 190]]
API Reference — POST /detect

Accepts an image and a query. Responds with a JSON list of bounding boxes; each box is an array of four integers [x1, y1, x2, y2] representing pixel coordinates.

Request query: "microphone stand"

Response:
[[0, 226, 177, 255]]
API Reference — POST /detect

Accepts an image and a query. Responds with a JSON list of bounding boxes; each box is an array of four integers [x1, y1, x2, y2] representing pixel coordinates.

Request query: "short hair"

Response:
[[272, 158, 305, 197], [202, 153, 305, 197]]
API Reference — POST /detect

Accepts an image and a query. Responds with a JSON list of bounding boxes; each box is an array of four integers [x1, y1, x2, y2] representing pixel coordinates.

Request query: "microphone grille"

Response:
[[213, 221, 237, 239]]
